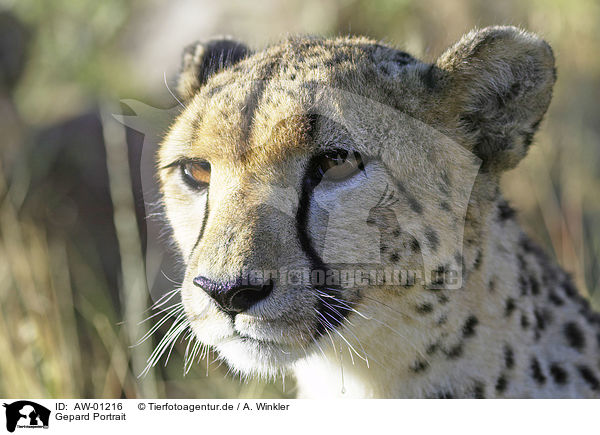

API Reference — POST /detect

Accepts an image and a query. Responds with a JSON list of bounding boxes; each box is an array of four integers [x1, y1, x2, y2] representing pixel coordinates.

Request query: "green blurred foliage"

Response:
[[7, 0, 135, 122]]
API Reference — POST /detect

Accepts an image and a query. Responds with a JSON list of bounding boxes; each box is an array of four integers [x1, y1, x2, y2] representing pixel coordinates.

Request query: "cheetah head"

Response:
[[157, 28, 555, 379]]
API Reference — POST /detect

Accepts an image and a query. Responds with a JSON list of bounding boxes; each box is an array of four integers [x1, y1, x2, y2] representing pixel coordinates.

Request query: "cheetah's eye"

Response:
[[180, 160, 211, 190], [314, 149, 364, 182]]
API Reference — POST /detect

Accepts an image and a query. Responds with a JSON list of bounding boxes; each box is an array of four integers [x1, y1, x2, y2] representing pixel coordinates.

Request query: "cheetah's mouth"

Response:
[[181, 277, 357, 376]]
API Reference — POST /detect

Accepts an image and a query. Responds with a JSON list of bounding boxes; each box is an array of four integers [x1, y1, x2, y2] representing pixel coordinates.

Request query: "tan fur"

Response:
[[158, 27, 600, 398]]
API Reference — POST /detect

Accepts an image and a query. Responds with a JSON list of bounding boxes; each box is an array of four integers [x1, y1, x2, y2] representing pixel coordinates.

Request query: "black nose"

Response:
[[193, 276, 273, 315]]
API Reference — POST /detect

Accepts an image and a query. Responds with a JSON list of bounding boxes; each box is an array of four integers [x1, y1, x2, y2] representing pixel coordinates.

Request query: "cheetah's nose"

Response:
[[192, 276, 273, 315]]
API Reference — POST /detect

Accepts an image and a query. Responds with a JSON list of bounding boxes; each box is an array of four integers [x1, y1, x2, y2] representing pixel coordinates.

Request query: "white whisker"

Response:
[[164, 71, 186, 109]]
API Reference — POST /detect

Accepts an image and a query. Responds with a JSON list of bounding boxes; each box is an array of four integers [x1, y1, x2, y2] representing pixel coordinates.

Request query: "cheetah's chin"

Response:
[[215, 333, 309, 377]]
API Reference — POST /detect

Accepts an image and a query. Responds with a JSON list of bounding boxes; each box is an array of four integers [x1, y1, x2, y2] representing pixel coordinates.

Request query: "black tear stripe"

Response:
[[296, 156, 352, 338], [190, 187, 211, 259]]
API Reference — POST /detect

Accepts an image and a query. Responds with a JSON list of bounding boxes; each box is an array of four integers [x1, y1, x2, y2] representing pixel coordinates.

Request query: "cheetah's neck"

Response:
[[293, 197, 600, 398]]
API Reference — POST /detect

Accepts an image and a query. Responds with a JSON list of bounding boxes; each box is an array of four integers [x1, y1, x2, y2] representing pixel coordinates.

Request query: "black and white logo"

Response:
[[3, 401, 50, 433]]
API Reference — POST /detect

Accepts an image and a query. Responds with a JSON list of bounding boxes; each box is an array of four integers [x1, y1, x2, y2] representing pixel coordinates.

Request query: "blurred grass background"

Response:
[[0, 0, 598, 398]]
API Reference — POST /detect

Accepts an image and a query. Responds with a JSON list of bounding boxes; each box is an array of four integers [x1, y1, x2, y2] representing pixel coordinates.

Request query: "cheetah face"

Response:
[[158, 30, 554, 377]]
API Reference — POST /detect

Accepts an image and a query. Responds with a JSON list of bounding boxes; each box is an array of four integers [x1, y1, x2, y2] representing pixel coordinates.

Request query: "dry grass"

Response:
[[0, 153, 292, 398]]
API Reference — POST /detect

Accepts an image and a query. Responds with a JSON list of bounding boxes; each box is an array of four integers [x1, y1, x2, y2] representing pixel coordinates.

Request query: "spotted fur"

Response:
[[157, 27, 600, 398]]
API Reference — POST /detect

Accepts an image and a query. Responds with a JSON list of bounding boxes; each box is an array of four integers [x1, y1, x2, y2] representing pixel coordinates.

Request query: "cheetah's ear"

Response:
[[177, 38, 250, 102], [435, 26, 556, 171]]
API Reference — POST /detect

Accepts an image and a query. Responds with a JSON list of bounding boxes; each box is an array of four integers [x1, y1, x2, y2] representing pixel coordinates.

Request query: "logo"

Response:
[[3, 401, 50, 433]]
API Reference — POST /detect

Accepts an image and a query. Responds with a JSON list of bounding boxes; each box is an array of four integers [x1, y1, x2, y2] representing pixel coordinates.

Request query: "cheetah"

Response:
[[156, 26, 600, 398]]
